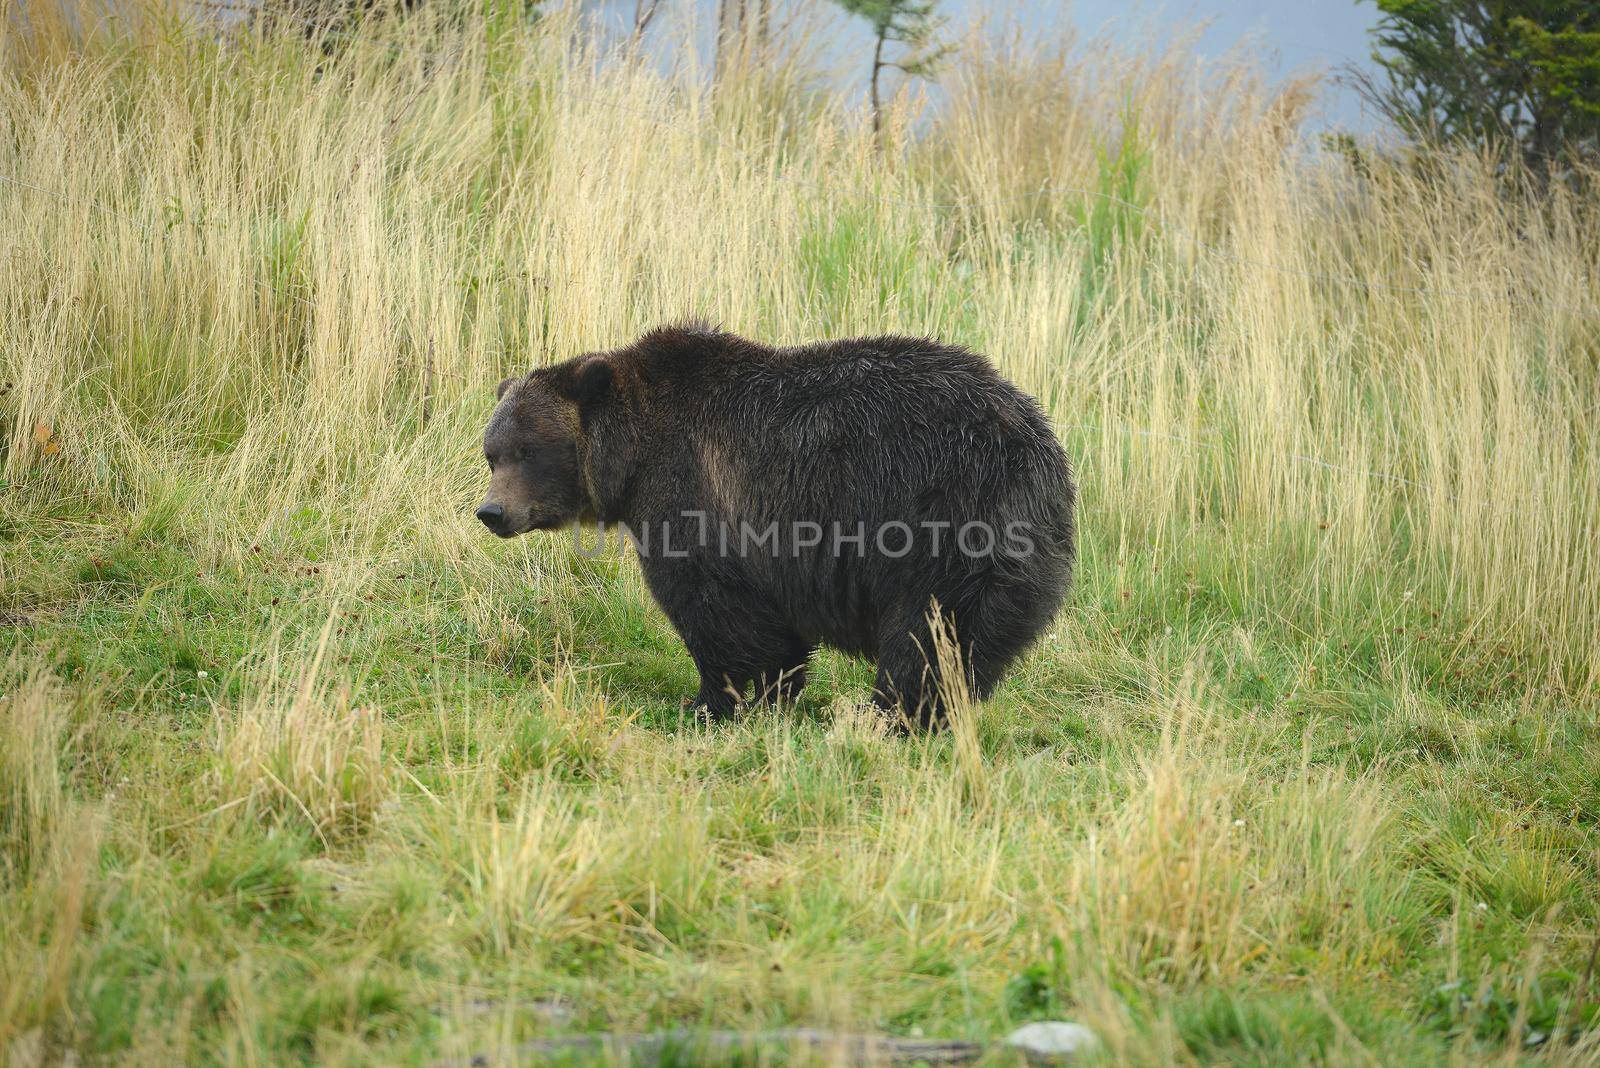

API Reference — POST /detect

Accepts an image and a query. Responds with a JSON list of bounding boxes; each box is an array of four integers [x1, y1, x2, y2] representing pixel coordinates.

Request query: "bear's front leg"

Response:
[[639, 556, 792, 721], [686, 668, 745, 720], [686, 633, 812, 717]]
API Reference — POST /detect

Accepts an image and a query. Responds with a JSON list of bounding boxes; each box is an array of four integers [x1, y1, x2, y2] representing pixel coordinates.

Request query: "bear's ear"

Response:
[[495, 376, 519, 400], [560, 357, 614, 409]]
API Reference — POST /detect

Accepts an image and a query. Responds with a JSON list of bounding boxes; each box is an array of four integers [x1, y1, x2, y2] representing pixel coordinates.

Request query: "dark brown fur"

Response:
[[479, 324, 1076, 729]]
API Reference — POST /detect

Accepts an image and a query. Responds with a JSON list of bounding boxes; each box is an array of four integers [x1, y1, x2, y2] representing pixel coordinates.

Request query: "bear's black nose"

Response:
[[476, 503, 505, 529]]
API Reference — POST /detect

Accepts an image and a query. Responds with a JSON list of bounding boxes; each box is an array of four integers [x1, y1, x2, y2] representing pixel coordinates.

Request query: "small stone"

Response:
[[1004, 1021, 1100, 1062]]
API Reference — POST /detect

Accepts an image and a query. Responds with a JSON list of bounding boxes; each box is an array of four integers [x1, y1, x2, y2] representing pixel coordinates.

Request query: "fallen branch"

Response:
[[443, 1020, 1099, 1066], [447, 1028, 984, 1066]]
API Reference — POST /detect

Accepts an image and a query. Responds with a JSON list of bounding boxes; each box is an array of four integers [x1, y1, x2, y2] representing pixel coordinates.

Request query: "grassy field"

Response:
[[3, 2, 1599, 1063]]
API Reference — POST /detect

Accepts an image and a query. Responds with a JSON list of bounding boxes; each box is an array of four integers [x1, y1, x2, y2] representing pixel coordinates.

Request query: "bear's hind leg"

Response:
[[960, 574, 1062, 703], [871, 596, 1011, 731], [871, 613, 951, 731]]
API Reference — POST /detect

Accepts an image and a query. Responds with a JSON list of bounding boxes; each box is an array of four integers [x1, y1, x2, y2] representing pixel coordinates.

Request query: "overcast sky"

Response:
[[963, 0, 1383, 130], [593, 0, 1386, 132]]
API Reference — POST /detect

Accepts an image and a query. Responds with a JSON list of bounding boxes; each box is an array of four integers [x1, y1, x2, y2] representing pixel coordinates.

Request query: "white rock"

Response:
[[1004, 1021, 1100, 1062]]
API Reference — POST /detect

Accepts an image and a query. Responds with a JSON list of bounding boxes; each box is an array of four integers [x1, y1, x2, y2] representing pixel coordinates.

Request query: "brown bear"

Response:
[[478, 324, 1076, 729]]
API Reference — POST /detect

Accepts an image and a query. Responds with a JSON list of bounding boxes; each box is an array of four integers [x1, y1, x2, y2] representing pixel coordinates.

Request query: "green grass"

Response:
[[5, 488, 1598, 1064], [3, 3, 1599, 1063]]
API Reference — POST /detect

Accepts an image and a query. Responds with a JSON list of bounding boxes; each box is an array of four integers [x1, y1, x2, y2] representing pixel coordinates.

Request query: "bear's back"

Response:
[[649, 332, 1045, 448], [626, 330, 1065, 532]]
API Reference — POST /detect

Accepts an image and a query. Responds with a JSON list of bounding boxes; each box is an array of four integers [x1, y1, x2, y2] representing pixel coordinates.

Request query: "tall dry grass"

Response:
[[1, 2, 1599, 1061], [0, 660, 101, 1058], [211, 617, 389, 841], [2, 0, 1593, 689], [0, 661, 69, 882]]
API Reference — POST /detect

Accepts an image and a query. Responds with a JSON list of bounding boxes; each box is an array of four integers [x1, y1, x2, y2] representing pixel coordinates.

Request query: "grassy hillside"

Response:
[[2, 2, 1598, 1063]]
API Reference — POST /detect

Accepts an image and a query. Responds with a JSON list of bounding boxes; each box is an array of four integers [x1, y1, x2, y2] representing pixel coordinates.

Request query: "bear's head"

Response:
[[476, 356, 615, 537]]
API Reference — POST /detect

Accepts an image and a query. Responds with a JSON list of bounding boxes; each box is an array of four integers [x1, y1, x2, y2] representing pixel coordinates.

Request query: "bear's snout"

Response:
[[475, 501, 509, 535]]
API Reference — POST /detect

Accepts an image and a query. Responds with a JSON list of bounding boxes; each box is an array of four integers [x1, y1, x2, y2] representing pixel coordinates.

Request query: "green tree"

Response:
[[828, 0, 947, 144], [1351, 1, 1600, 172]]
